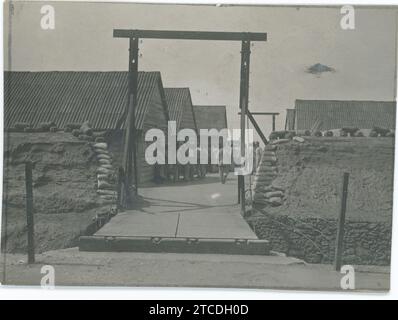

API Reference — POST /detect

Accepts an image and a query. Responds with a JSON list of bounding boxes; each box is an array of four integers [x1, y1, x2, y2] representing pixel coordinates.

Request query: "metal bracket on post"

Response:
[[239, 40, 251, 216]]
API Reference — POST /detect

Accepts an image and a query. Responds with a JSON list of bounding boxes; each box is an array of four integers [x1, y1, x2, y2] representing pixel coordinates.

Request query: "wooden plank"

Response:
[[95, 211, 179, 238], [80, 236, 270, 255], [247, 110, 268, 145], [238, 112, 279, 115], [177, 210, 258, 240], [114, 29, 267, 42]]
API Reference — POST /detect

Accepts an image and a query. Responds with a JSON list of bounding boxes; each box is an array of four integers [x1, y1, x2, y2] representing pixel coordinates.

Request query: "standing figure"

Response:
[[218, 145, 230, 184], [255, 142, 263, 172]]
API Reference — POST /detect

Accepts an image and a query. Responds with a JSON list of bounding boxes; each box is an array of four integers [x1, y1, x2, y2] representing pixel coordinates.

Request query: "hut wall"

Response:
[[180, 104, 197, 132], [139, 85, 168, 184], [106, 86, 168, 185]]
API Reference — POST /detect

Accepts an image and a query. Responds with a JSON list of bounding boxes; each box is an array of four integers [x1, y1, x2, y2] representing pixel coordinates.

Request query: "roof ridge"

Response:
[[296, 99, 396, 103]]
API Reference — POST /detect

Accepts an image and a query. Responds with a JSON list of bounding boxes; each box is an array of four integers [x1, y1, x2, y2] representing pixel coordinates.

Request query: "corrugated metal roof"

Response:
[[193, 105, 227, 130], [165, 88, 197, 131], [285, 109, 295, 130], [165, 88, 188, 130], [295, 100, 396, 131], [4, 71, 166, 130]]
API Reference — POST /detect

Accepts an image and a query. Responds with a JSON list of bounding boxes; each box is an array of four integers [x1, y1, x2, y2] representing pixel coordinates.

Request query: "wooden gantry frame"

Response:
[[114, 29, 267, 214]]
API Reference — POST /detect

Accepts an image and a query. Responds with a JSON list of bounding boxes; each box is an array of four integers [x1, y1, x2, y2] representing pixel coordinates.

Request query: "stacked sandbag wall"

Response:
[[252, 145, 285, 208]]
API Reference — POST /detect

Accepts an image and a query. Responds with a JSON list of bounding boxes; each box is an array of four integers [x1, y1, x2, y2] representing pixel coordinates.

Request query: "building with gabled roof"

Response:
[[292, 99, 396, 132], [193, 105, 227, 132], [4, 71, 170, 184]]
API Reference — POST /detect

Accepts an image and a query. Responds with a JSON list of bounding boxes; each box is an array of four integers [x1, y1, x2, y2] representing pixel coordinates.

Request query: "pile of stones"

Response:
[[93, 142, 117, 204], [252, 145, 285, 207], [66, 121, 107, 142]]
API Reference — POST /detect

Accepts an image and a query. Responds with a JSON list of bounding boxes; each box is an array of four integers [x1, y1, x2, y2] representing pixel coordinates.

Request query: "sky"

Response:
[[3, 2, 398, 136]]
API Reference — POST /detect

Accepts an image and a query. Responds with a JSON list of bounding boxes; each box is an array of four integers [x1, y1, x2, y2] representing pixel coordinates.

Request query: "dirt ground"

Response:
[[2, 132, 113, 253], [269, 137, 394, 222], [1, 248, 390, 291]]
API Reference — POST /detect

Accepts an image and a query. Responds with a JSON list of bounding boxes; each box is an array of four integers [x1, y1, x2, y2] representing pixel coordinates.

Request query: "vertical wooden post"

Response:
[[239, 40, 251, 216], [272, 114, 276, 132], [334, 172, 350, 271], [237, 176, 241, 204], [25, 162, 35, 264], [123, 35, 139, 207], [117, 166, 124, 209]]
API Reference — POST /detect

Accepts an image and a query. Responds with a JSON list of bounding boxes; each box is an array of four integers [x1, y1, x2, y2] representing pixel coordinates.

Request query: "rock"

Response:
[[72, 129, 81, 137], [355, 131, 364, 137], [293, 136, 305, 143], [80, 121, 93, 136], [94, 142, 108, 150], [14, 122, 32, 131], [38, 121, 56, 131], [369, 130, 378, 137]]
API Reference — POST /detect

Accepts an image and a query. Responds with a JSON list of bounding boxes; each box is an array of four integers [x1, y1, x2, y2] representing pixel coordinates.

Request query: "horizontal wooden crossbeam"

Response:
[[113, 29, 267, 41], [238, 112, 279, 115]]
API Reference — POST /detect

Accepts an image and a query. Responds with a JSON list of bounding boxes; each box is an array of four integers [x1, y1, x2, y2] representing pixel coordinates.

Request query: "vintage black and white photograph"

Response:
[[1, 1, 396, 292]]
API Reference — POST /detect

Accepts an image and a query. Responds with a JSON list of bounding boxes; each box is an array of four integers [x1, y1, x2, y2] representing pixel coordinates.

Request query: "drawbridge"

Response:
[[80, 174, 270, 255]]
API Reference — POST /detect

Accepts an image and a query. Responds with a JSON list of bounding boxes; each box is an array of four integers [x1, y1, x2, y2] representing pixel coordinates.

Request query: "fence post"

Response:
[[25, 161, 35, 264], [117, 166, 124, 209], [334, 172, 349, 271]]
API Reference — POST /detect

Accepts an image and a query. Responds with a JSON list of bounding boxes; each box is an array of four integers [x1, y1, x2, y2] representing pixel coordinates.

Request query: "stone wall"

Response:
[[248, 214, 392, 265]]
